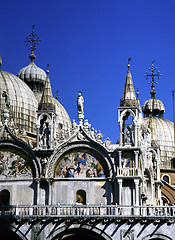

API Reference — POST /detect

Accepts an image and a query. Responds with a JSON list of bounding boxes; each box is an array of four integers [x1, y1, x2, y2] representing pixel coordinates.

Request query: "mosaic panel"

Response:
[[55, 149, 105, 178]]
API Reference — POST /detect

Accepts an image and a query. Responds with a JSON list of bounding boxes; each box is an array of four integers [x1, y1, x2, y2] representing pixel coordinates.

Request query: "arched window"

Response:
[[163, 175, 169, 184], [0, 189, 10, 205], [76, 190, 86, 205]]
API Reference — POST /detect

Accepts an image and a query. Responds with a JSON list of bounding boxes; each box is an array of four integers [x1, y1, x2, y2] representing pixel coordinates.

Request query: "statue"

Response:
[[2, 91, 10, 108], [96, 130, 103, 143], [124, 126, 133, 145], [77, 91, 84, 114]]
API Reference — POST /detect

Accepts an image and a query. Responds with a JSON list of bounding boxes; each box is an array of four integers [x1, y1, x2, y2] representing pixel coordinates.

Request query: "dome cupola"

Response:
[[142, 61, 164, 117], [0, 70, 37, 135]]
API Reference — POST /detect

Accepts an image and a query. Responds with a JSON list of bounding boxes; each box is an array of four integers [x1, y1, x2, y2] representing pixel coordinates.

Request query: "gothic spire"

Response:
[[120, 58, 137, 107], [38, 64, 54, 111]]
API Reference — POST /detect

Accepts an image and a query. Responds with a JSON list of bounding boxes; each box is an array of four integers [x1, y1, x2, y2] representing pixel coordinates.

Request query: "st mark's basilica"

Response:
[[0, 26, 174, 240]]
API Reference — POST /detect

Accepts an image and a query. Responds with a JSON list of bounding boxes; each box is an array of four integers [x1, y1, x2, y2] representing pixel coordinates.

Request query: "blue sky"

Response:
[[1, 0, 175, 143]]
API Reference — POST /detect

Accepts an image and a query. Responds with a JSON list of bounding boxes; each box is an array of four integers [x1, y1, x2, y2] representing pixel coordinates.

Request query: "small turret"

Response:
[[120, 58, 137, 107]]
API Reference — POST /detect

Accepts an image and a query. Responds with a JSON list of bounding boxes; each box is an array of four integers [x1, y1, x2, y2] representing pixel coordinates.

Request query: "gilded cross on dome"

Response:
[[144, 60, 162, 99], [25, 25, 41, 52]]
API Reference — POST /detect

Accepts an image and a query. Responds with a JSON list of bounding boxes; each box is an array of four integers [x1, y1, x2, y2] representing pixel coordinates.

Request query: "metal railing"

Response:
[[0, 205, 174, 218]]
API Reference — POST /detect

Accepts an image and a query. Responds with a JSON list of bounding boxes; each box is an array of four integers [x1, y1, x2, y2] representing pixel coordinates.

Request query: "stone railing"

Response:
[[117, 168, 141, 177], [0, 205, 174, 219]]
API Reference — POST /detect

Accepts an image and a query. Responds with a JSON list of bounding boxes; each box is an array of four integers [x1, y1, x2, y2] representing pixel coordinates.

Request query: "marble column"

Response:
[[117, 179, 123, 205]]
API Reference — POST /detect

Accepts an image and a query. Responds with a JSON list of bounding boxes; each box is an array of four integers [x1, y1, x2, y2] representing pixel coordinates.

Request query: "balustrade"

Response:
[[0, 205, 174, 218], [117, 167, 141, 177]]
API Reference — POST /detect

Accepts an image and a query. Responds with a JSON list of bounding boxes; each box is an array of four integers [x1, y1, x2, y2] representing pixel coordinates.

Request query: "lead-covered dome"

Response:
[[143, 117, 174, 169], [17, 52, 46, 102], [142, 98, 165, 117], [0, 70, 37, 134], [18, 60, 46, 83]]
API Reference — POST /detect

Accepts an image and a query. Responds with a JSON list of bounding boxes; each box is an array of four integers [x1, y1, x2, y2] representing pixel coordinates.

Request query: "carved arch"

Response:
[[120, 109, 136, 121], [47, 223, 112, 240], [142, 233, 173, 240], [37, 112, 52, 125], [46, 141, 114, 178], [0, 141, 41, 178]]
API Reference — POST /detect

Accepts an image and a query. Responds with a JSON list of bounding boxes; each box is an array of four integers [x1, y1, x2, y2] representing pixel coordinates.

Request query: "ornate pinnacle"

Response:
[[144, 60, 162, 99], [25, 25, 41, 61]]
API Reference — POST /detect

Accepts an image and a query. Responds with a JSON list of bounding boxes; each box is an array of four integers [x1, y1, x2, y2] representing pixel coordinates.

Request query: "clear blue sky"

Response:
[[1, 0, 175, 143]]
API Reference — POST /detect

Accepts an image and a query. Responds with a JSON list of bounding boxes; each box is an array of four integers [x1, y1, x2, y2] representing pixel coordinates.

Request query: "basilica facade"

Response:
[[0, 27, 174, 240]]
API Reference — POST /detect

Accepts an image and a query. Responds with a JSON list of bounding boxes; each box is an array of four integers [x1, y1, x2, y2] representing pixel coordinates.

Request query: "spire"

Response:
[[25, 25, 41, 64], [120, 58, 137, 107], [38, 64, 54, 111]]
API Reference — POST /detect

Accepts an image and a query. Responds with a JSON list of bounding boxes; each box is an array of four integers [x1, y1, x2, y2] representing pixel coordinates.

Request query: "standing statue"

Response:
[[2, 91, 10, 108], [77, 92, 84, 113]]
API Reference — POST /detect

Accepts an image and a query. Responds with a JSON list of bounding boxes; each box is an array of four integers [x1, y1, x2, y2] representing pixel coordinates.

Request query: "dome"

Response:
[[17, 61, 46, 84], [0, 71, 37, 134], [17, 53, 46, 102], [142, 98, 165, 117], [52, 98, 72, 133], [143, 117, 174, 169]]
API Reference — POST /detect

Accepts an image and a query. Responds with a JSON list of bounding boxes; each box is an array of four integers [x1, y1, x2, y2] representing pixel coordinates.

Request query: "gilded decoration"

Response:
[[0, 151, 32, 178], [55, 149, 105, 178]]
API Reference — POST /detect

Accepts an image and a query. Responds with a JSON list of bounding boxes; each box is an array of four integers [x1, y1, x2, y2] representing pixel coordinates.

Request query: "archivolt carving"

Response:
[[46, 142, 114, 178]]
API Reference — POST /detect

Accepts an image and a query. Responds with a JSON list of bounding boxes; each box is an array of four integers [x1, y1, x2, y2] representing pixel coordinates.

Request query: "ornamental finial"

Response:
[[46, 64, 49, 76], [25, 25, 41, 62], [128, 57, 131, 70], [144, 60, 162, 99]]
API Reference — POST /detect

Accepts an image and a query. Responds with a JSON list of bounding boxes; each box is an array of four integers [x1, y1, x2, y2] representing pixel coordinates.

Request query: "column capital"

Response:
[[134, 179, 140, 184], [117, 179, 123, 184]]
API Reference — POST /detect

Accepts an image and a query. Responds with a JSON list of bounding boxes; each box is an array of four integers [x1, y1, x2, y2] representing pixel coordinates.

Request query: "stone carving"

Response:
[[124, 126, 134, 145], [90, 127, 96, 139], [72, 119, 78, 131], [2, 91, 10, 108], [104, 138, 112, 150], [83, 119, 91, 132], [96, 130, 103, 143], [39, 119, 50, 149], [121, 230, 134, 240], [77, 92, 84, 123], [77, 91, 84, 114], [40, 157, 48, 177]]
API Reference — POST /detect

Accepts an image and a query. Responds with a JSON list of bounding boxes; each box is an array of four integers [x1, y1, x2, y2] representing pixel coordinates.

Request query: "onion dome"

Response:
[[120, 59, 138, 107], [142, 98, 165, 117], [143, 117, 174, 169], [0, 71, 37, 134], [17, 26, 46, 102], [17, 52, 46, 102], [143, 61, 164, 117]]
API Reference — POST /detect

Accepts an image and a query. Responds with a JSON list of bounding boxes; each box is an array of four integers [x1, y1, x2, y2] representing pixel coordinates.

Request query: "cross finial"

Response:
[[144, 60, 162, 99], [128, 58, 131, 71], [128, 58, 131, 70], [46, 64, 49, 76], [25, 25, 41, 53]]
